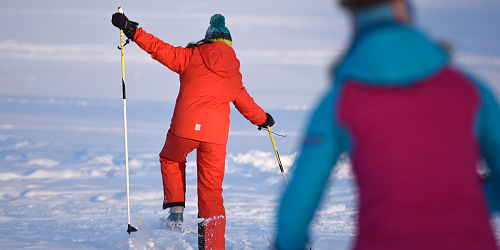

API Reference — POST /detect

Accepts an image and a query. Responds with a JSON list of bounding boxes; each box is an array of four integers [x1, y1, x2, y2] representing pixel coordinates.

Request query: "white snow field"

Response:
[[0, 96, 498, 250], [0, 96, 359, 249]]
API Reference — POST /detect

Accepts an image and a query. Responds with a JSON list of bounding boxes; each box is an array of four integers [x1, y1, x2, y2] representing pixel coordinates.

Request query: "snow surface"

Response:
[[1, 96, 499, 249], [0, 96, 361, 249]]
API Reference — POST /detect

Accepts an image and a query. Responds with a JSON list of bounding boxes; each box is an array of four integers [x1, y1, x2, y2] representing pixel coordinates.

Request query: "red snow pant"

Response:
[[159, 130, 226, 250]]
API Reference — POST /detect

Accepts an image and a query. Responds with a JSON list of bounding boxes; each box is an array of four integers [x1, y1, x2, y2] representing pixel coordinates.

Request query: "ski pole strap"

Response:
[[258, 126, 287, 137], [117, 39, 131, 50]]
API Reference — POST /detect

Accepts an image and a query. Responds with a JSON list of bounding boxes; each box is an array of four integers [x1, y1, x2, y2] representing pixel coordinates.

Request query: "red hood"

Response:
[[198, 41, 240, 78]]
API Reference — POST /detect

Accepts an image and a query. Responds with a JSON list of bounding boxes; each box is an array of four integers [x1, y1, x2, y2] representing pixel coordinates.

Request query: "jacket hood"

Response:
[[335, 23, 448, 86], [198, 41, 240, 78]]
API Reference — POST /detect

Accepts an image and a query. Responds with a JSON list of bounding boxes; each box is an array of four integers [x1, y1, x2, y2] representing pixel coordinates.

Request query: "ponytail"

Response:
[[185, 39, 213, 49]]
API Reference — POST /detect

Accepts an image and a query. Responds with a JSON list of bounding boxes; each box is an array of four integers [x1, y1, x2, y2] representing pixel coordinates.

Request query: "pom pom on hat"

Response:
[[205, 14, 232, 42]]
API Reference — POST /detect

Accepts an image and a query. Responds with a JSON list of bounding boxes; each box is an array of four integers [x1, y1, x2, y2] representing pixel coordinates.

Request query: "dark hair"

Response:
[[340, 0, 389, 10], [185, 39, 213, 49]]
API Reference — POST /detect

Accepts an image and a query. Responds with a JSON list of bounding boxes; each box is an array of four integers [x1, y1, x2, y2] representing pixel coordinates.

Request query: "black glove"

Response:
[[258, 113, 275, 130], [111, 12, 138, 40]]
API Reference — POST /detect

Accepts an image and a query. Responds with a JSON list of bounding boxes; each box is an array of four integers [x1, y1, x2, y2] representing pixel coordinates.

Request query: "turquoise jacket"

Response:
[[276, 3, 500, 250]]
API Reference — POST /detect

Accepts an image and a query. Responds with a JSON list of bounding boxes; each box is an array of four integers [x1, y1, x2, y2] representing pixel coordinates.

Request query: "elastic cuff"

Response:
[[163, 202, 185, 210]]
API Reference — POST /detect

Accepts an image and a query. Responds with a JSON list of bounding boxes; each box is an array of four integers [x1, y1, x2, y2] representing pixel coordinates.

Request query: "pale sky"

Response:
[[1, 0, 499, 109]]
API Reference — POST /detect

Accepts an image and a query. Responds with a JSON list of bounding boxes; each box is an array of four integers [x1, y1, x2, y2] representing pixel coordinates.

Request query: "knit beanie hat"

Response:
[[205, 14, 232, 47]]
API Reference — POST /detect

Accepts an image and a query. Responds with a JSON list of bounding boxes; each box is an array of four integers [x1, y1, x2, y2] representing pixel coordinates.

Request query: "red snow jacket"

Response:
[[133, 28, 267, 145]]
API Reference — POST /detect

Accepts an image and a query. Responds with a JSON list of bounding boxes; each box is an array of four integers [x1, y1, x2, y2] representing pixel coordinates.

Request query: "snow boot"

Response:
[[166, 206, 184, 227], [167, 212, 183, 225]]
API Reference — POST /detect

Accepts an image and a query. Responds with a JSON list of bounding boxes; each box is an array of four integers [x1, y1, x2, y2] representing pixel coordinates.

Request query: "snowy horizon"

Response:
[[1, 0, 499, 107]]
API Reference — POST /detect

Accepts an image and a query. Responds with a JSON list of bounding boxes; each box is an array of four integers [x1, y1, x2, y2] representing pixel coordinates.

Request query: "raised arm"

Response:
[[112, 12, 192, 73], [133, 28, 192, 73]]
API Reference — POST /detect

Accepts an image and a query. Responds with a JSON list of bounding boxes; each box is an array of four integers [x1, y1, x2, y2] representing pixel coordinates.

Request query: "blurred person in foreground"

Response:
[[111, 12, 275, 250], [275, 0, 500, 249]]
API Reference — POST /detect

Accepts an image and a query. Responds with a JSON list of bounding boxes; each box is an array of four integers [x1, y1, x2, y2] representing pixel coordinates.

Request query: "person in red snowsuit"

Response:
[[112, 13, 274, 250]]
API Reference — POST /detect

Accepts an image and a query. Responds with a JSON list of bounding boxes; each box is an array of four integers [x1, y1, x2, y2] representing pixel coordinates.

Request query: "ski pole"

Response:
[[118, 6, 137, 235], [266, 126, 312, 250], [266, 125, 289, 188]]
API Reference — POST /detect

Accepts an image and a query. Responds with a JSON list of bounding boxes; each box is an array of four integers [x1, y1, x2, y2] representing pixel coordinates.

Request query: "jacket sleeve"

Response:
[[232, 86, 267, 126], [276, 86, 350, 250], [474, 81, 500, 213], [133, 27, 191, 73]]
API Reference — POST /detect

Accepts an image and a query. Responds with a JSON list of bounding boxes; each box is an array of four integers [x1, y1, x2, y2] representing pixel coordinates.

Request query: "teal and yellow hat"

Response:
[[205, 14, 232, 47]]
